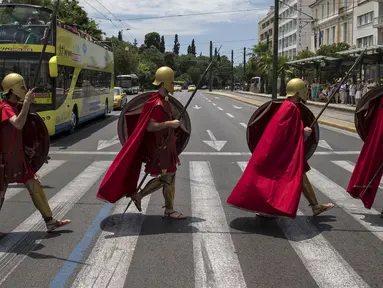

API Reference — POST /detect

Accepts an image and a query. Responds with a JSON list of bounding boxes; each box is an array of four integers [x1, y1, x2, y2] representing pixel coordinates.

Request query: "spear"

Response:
[[122, 45, 223, 215], [310, 47, 367, 129], [0, 0, 60, 212]]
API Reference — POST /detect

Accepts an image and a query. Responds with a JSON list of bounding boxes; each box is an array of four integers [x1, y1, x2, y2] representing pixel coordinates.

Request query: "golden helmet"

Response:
[[286, 78, 308, 102], [2, 73, 27, 100], [152, 66, 175, 95]]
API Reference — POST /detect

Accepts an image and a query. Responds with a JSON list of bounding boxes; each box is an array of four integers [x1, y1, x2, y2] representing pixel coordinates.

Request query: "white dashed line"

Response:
[[212, 103, 217, 106], [217, 107, 223, 111], [226, 113, 234, 118], [240, 122, 247, 128]]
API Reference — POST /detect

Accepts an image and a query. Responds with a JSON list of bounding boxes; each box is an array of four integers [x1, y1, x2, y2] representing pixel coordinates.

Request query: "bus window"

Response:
[[56, 65, 74, 109]]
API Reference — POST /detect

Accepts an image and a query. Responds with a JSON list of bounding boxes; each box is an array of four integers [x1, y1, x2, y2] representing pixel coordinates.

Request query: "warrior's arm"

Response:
[[146, 119, 172, 132], [8, 101, 31, 130]]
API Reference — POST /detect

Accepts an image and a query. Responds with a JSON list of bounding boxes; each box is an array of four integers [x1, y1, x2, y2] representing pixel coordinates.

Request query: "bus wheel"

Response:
[[103, 100, 108, 118], [69, 109, 78, 134]]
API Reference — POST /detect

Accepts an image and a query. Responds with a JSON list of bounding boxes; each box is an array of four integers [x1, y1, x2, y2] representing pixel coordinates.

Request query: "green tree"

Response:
[[159, 36, 165, 53], [117, 31, 123, 41], [173, 34, 180, 55], [144, 32, 161, 50], [190, 39, 196, 56], [316, 43, 350, 57]]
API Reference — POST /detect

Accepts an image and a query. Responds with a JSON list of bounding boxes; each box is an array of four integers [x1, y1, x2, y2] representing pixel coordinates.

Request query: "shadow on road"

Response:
[[100, 213, 206, 238], [229, 215, 336, 241], [50, 114, 119, 149]]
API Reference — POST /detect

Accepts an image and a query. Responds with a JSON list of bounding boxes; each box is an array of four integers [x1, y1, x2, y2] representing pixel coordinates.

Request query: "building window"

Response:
[[357, 11, 373, 27], [322, 4, 324, 19], [315, 8, 318, 19], [356, 35, 374, 48], [331, 26, 336, 44], [332, 0, 336, 13], [327, 2, 329, 17], [342, 22, 348, 42], [326, 28, 330, 44]]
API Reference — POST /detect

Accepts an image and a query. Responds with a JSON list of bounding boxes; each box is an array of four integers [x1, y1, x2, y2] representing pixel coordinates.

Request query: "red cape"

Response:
[[347, 96, 383, 209], [97, 92, 162, 203], [227, 99, 305, 218]]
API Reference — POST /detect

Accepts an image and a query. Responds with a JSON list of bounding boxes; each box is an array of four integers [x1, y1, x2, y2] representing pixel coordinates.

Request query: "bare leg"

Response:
[[302, 173, 334, 216], [25, 178, 71, 232]]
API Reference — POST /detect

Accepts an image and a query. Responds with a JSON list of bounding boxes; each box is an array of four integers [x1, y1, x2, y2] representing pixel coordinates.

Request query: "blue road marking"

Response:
[[49, 203, 113, 288]]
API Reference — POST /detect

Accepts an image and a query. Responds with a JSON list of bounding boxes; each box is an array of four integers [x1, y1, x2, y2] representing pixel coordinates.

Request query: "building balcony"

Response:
[[373, 17, 383, 28]]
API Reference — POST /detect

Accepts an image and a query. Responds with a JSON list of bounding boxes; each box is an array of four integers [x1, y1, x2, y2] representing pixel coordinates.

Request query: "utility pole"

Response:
[[209, 41, 213, 92], [272, 0, 279, 99], [243, 47, 246, 82], [231, 49, 234, 91]]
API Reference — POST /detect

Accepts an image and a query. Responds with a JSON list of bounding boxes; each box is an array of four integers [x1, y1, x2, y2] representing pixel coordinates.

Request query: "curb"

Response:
[[206, 91, 357, 133], [233, 91, 356, 113]]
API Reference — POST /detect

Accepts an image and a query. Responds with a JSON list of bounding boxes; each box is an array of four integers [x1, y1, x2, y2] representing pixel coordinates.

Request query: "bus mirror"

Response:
[[49, 56, 58, 78]]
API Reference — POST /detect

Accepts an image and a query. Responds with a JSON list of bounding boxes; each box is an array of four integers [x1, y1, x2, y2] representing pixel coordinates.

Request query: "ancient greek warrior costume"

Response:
[[0, 73, 70, 231], [347, 89, 383, 209], [97, 67, 187, 218], [227, 78, 333, 218]]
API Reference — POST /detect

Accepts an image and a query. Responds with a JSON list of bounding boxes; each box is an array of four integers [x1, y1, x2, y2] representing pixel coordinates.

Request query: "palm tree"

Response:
[[277, 56, 293, 96]]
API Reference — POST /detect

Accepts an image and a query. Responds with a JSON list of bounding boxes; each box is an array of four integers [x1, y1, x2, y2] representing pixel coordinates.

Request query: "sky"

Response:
[[78, 0, 274, 66]]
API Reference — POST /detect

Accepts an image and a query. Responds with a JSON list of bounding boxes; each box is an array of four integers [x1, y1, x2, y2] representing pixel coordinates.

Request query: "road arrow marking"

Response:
[[203, 130, 227, 151], [193, 105, 202, 110], [318, 140, 333, 150], [232, 105, 242, 109], [97, 135, 120, 150]]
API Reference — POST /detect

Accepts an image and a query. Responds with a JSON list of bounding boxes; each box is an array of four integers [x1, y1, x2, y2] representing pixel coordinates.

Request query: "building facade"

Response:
[[310, 0, 354, 53], [278, 0, 312, 59], [258, 6, 275, 50], [354, 0, 379, 48]]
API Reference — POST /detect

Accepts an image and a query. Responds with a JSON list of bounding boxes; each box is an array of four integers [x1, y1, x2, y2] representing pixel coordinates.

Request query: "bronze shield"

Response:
[[117, 91, 191, 155], [246, 99, 320, 161], [22, 112, 50, 172], [354, 85, 383, 142]]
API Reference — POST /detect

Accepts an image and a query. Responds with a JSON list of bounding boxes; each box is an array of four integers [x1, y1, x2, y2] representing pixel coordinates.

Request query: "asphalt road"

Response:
[[1, 90, 382, 288]]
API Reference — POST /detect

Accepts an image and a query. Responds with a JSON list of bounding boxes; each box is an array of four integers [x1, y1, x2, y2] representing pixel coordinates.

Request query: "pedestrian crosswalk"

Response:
[[0, 157, 383, 287]]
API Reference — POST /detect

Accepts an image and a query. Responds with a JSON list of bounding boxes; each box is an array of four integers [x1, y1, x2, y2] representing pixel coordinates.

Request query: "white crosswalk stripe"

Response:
[[0, 157, 382, 287]]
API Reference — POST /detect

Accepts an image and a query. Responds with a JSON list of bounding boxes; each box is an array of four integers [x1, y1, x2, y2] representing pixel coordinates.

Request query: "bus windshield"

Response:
[[0, 5, 53, 45], [116, 78, 131, 88], [0, 58, 53, 108]]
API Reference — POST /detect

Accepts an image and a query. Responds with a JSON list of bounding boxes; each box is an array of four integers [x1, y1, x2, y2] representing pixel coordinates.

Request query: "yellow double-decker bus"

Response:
[[0, 4, 114, 136]]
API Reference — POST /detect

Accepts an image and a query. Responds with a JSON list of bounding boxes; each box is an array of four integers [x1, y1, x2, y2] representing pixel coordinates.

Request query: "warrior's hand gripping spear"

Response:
[[122, 45, 223, 215]]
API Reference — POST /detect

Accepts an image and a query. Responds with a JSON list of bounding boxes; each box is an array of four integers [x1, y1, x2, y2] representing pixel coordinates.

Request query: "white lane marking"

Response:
[[48, 151, 362, 156], [97, 135, 120, 150], [318, 140, 333, 151], [321, 125, 360, 139], [232, 105, 242, 109], [72, 171, 151, 288], [308, 167, 383, 241], [214, 97, 220, 99], [239, 123, 247, 128], [217, 107, 224, 111], [0, 161, 112, 285], [203, 130, 227, 152], [208, 100, 212, 103], [193, 105, 202, 110], [237, 162, 369, 288], [5, 160, 67, 200], [191, 161, 247, 288], [332, 160, 383, 187], [226, 113, 234, 118], [212, 103, 217, 106]]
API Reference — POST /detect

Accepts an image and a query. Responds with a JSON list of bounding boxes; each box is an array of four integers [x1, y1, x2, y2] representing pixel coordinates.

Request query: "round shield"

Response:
[[354, 85, 383, 142], [22, 112, 50, 172], [117, 91, 191, 155], [246, 99, 320, 161]]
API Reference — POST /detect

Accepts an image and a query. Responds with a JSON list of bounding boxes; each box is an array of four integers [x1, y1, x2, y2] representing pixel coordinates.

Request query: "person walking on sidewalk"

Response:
[[349, 80, 356, 106], [355, 79, 363, 106]]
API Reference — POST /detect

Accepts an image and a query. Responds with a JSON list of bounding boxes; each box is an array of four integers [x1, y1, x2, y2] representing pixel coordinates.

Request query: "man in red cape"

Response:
[[97, 66, 186, 219], [227, 78, 334, 218], [0, 73, 71, 232], [347, 93, 383, 214]]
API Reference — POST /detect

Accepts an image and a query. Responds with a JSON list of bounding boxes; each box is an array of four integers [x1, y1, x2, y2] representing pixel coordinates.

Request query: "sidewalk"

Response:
[[206, 90, 357, 133]]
